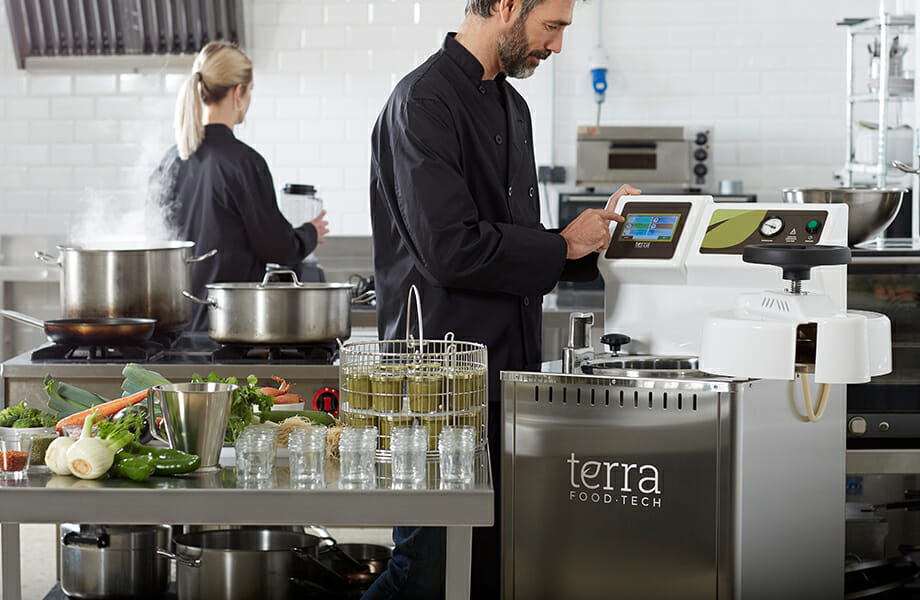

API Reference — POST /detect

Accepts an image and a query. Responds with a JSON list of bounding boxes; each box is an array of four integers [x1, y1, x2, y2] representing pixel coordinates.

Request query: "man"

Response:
[[367, 0, 640, 597]]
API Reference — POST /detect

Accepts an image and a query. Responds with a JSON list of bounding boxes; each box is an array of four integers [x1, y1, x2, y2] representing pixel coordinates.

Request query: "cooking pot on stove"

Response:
[[60, 523, 171, 599], [183, 269, 375, 344], [35, 242, 217, 331]]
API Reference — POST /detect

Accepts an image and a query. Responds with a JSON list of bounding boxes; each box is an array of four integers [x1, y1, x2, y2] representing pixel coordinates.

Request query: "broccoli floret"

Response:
[[0, 411, 17, 427], [11, 418, 34, 428], [40, 413, 57, 428], [6, 404, 25, 419], [21, 407, 41, 420]]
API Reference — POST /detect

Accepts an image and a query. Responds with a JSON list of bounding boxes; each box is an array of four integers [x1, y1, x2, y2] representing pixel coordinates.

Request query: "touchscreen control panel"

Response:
[[605, 202, 692, 260]]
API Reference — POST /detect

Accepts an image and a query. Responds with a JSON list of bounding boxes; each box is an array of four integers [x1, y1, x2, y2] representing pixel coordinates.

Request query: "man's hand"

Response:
[[560, 185, 641, 259]]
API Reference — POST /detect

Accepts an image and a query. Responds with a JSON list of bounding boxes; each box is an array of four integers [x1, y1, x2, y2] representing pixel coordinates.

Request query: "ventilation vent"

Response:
[[760, 296, 790, 313], [5, 0, 245, 70], [532, 385, 698, 413]]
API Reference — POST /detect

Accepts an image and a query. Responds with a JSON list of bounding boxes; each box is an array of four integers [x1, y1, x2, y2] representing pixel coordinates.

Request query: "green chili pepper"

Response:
[[110, 452, 156, 483], [124, 442, 202, 475]]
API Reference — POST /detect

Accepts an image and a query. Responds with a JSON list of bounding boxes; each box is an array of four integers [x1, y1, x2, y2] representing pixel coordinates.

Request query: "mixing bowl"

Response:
[[782, 187, 906, 246]]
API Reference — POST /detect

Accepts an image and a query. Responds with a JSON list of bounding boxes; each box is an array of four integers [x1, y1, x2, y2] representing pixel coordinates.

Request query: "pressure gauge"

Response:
[[759, 216, 784, 237]]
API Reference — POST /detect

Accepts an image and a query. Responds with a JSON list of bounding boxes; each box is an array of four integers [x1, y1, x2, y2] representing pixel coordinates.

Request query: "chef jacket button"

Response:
[[495, 134, 503, 145], [479, 86, 486, 94], [508, 186, 513, 197], [523, 297, 530, 307], [528, 186, 534, 198]]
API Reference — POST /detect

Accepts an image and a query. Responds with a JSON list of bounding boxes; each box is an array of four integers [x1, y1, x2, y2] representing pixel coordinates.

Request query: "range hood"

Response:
[[5, 0, 245, 70]]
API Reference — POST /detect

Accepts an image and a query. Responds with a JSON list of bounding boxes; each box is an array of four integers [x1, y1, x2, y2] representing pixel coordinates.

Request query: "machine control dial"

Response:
[[694, 149, 708, 161], [879, 421, 891, 432], [695, 132, 709, 145], [759, 216, 785, 237], [848, 417, 868, 436], [805, 219, 822, 235], [694, 164, 708, 177]]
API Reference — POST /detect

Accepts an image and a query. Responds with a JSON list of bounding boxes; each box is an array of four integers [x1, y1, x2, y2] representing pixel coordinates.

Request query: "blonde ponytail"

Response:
[[173, 41, 253, 160]]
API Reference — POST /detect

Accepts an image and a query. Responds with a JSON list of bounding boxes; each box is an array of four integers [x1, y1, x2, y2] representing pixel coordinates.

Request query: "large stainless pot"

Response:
[[183, 269, 375, 344], [162, 528, 325, 600], [36, 242, 217, 330], [60, 524, 171, 599], [782, 187, 906, 246]]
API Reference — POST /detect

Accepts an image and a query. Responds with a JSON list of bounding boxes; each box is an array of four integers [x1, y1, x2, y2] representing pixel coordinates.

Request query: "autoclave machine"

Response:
[[502, 196, 891, 599]]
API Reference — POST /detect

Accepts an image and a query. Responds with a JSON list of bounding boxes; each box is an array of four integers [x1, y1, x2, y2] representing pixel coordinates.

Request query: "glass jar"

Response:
[[280, 183, 323, 227]]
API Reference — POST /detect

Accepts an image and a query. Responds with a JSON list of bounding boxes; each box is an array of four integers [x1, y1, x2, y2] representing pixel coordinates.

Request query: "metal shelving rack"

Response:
[[839, 14, 915, 188]]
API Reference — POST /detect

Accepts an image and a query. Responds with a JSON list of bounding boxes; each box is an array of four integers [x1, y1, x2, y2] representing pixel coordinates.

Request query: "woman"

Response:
[[151, 41, 328, 331]]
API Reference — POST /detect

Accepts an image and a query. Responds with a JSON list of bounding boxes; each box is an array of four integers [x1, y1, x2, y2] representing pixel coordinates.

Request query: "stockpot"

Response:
[[161, 528, 327, 600], [60, 524, 171, 599], [183, 269, 375, 344], [36, 242, 217, 331]]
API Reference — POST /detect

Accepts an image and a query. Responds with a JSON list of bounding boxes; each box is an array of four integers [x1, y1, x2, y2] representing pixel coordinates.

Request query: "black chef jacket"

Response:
[[371, 34, 597, 402], [151, 124, 318, 331]]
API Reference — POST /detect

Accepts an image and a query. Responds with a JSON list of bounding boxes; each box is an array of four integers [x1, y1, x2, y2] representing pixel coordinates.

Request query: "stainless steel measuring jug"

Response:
[[147, 382, 238, 471]]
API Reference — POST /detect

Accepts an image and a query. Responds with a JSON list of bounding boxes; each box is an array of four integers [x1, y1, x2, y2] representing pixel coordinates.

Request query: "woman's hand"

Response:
[[310, 210, 329, 244]]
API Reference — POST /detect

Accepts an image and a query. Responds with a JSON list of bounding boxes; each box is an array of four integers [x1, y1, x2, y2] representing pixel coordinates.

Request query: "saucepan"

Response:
[[1, 309, 156, 346], [183, 269, 375, 344]]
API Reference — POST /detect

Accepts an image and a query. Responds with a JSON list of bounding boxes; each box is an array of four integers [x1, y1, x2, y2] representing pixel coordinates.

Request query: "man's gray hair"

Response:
[[465, 0, 546, 19]]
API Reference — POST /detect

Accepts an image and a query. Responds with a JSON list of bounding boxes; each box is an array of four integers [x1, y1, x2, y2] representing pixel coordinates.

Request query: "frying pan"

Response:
[[1, 309, 157, 346]]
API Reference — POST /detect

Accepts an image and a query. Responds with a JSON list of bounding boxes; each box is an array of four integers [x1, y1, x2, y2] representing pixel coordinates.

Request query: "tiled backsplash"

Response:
[[0, 0, 883, 236]]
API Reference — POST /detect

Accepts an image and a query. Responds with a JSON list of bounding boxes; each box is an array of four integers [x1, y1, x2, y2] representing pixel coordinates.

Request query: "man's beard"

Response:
[[497, 16, 551, 79]]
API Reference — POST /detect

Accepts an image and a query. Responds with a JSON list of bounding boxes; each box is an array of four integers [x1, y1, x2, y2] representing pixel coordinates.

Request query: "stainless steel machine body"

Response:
[[502, 366, 844, 600], [502, 196, 855, 599]]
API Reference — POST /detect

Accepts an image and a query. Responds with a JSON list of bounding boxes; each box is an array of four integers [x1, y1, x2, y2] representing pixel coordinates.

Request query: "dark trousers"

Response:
[[361, 404, 502, 600]]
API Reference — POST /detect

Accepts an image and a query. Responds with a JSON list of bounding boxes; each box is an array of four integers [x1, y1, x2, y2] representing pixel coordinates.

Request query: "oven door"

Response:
[[847, 258, 920, 449], [576, 139, 691, 188]]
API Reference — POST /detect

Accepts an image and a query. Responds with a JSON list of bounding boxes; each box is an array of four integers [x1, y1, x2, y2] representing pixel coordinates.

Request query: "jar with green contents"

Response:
[[342, 367, 373, 410], [344, 412, 377, 428], [378, 415, 414, 450], [445, 370, 475, 411], [407, 371, 444, 413], [421, 415, 446, 451], [450, 408, 483, 435], [371, 366, 406, 413], [17, 430, 57, 469]]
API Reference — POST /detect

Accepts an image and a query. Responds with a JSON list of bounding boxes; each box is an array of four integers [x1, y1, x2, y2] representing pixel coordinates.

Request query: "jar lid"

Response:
[[282, 183, 316, 196]]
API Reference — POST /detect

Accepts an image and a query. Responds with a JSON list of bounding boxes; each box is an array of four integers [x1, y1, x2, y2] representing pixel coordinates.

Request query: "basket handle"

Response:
[[405, 284, 424, 348]]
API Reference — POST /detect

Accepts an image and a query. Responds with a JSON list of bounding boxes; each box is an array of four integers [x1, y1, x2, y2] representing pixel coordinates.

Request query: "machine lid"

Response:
[[581, 355, 713, 379]]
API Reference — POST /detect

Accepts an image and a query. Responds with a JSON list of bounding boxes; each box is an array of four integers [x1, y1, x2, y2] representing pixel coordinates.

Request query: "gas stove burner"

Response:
[[212, 341, 338, 364], [30, 340, 166, 362]]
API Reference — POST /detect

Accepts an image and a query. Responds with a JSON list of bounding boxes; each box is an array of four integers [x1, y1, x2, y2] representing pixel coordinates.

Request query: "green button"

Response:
[[808, 220, 819, 229]]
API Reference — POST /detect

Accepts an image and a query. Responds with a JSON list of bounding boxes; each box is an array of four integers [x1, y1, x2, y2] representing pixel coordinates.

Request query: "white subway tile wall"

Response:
[[0, 0, 881, 237]]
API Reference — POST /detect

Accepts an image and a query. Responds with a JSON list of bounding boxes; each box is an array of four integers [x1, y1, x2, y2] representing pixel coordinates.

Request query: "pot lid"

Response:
[[206, 281, 355, 291]]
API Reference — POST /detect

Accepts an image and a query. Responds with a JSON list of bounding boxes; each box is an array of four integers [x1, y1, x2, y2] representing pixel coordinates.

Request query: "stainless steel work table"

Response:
[[0, 455, 493, 600]]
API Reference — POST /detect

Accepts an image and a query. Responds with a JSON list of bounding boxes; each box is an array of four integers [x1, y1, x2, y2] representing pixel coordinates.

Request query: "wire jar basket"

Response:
[[339, 286, 488, 459]]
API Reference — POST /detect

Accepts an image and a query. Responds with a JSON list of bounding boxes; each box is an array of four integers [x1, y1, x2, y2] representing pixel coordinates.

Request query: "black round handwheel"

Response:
[[600, 333, 631, 355], [742, 244, 851, 281]]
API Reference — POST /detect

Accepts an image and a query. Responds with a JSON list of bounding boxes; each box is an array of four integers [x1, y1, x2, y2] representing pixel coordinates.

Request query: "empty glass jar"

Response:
[[289, 426, 327, 486], [438, 426, 475, 483], [391, 426, 427, 484], [339, 426, 378, 483]]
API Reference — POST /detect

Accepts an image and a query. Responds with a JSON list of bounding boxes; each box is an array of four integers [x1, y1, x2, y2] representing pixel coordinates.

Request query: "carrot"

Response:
[[55, 389, 149, 435]]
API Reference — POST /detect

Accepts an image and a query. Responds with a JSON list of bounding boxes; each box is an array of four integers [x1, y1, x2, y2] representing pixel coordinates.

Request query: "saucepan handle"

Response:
[[156, 549, 201, 568], [186, 249, 218, 264], [0, 310, 45, 329], [182, 291, 217, 308], [34, 251, 61, 266], [352, 290, 376, 305], [892, 161, 920, 175], [146, 389, 170, 446]]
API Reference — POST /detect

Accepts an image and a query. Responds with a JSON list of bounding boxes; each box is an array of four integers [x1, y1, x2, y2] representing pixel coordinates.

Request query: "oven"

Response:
[[846, 250, 920, 595], [575, 125, 715, 192]]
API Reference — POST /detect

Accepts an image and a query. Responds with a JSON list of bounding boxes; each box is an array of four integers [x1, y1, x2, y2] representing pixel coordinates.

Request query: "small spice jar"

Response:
[[0, 437, 32, 479]]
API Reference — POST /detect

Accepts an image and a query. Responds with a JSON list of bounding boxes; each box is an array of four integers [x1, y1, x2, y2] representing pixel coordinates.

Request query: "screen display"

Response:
[[618, 214, 681, 242]]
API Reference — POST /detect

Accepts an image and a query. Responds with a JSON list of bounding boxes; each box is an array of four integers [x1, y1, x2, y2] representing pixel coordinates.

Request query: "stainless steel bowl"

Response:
[[782, 187, 906, 246]]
